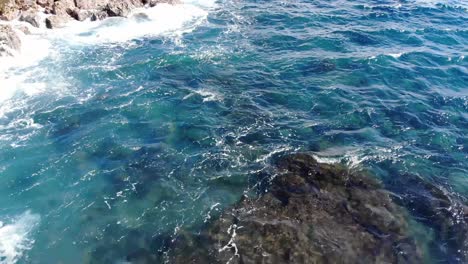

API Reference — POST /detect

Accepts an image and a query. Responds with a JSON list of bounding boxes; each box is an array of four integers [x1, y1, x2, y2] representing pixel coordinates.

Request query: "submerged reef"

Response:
[[85, 153, 467, 263], [164, 153, 468, 264], [386, 173, 468, 262], [166, 154, 423, 263]]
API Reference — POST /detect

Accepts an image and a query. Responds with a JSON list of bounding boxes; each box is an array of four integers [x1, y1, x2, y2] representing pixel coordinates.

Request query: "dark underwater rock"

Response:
[[167, 154, 423, 264], [386, 174, 468, 263]]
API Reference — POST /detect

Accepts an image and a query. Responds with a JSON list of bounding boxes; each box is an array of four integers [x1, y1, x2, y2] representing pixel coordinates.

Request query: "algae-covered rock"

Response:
[[168, 154, 422, 263], [386, 173, 468, 262]]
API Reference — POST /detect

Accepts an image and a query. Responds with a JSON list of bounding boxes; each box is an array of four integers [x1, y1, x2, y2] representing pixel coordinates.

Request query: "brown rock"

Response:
[[74, 0, 109, 10], [0, 0, 20, 20], [52, 0, 75, 16], [16, 0, 37, 10], [105, 0, 144, 17]]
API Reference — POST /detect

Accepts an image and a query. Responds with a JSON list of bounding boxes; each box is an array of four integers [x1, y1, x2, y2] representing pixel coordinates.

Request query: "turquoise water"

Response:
[[0, 0, 467, 263]]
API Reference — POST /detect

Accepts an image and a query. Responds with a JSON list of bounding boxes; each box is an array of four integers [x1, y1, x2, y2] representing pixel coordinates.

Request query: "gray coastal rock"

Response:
[[90, 11, 108, 22], [69, 9, 93, 22], [19, 9, 42, 27], [106, 0, 144, 17], [45, 14, 70, 29], [0, 24, 21, 56], [75, 0, 109, 10], [0, 0, 40, 20]]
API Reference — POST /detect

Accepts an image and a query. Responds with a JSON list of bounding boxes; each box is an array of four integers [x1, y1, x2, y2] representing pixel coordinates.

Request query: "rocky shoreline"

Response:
[[0, 0, 179, 57]]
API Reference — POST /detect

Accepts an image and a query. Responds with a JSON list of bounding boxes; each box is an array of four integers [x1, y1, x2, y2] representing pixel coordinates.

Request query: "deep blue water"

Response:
[[0, 0, 467, 263]]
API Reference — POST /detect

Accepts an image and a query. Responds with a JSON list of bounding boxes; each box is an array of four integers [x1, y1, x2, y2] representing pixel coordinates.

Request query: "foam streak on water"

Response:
[[0, 0, 215, 104], [0, 211, 40, 264]]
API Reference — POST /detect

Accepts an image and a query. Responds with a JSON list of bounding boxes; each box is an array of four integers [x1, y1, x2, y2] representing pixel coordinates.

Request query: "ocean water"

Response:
[[0, 0, 467, 263]]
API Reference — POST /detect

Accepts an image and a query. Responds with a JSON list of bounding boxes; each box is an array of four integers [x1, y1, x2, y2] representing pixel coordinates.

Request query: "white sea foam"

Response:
[[0, 0, 215, 113], [388, 52, 403, 59], [0, 26, 50, 103], [183, 88, 224, 102], [0, 211, 40, 264], [49, 1, 214, 45], [412, 0, 468, 10]]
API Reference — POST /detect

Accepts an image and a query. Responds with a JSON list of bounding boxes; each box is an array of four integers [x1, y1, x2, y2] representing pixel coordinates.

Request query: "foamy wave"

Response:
[[183, 88, 224, 102], [412, 0, 468, 10], [0, 25, 50, 103], [0, 0, 215, 105], [0, 211, 40, 264], [49, 1, 214, 45], [312, 144, 405, 169], [388, 52, 403, 59]]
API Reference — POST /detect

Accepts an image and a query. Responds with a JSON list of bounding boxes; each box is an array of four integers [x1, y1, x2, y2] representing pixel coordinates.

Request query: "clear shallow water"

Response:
[[0, 0, 467, 263]]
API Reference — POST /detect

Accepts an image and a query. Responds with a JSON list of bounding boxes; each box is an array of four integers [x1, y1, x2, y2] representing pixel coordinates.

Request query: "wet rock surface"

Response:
[[0, 0, 180, 28], [19, 9, 42, 27], [166, 154, 423, 263], [0, 24, 21, 56], [0, 0, 183, 57], [386, 173, 468, 262]]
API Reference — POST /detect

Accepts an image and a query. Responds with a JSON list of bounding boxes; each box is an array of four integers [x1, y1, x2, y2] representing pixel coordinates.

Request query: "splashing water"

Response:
[[0, 211, 40, 264]]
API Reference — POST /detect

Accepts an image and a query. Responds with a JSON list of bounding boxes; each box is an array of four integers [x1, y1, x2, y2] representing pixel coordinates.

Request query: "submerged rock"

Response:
[[0, 24, 21, 56], [386, 173, 468, 262], [168, 154, 422, 263]]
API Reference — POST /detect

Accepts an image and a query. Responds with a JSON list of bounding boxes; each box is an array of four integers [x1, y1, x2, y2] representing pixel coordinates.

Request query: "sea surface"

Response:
[[0, 0, 467, 263]]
